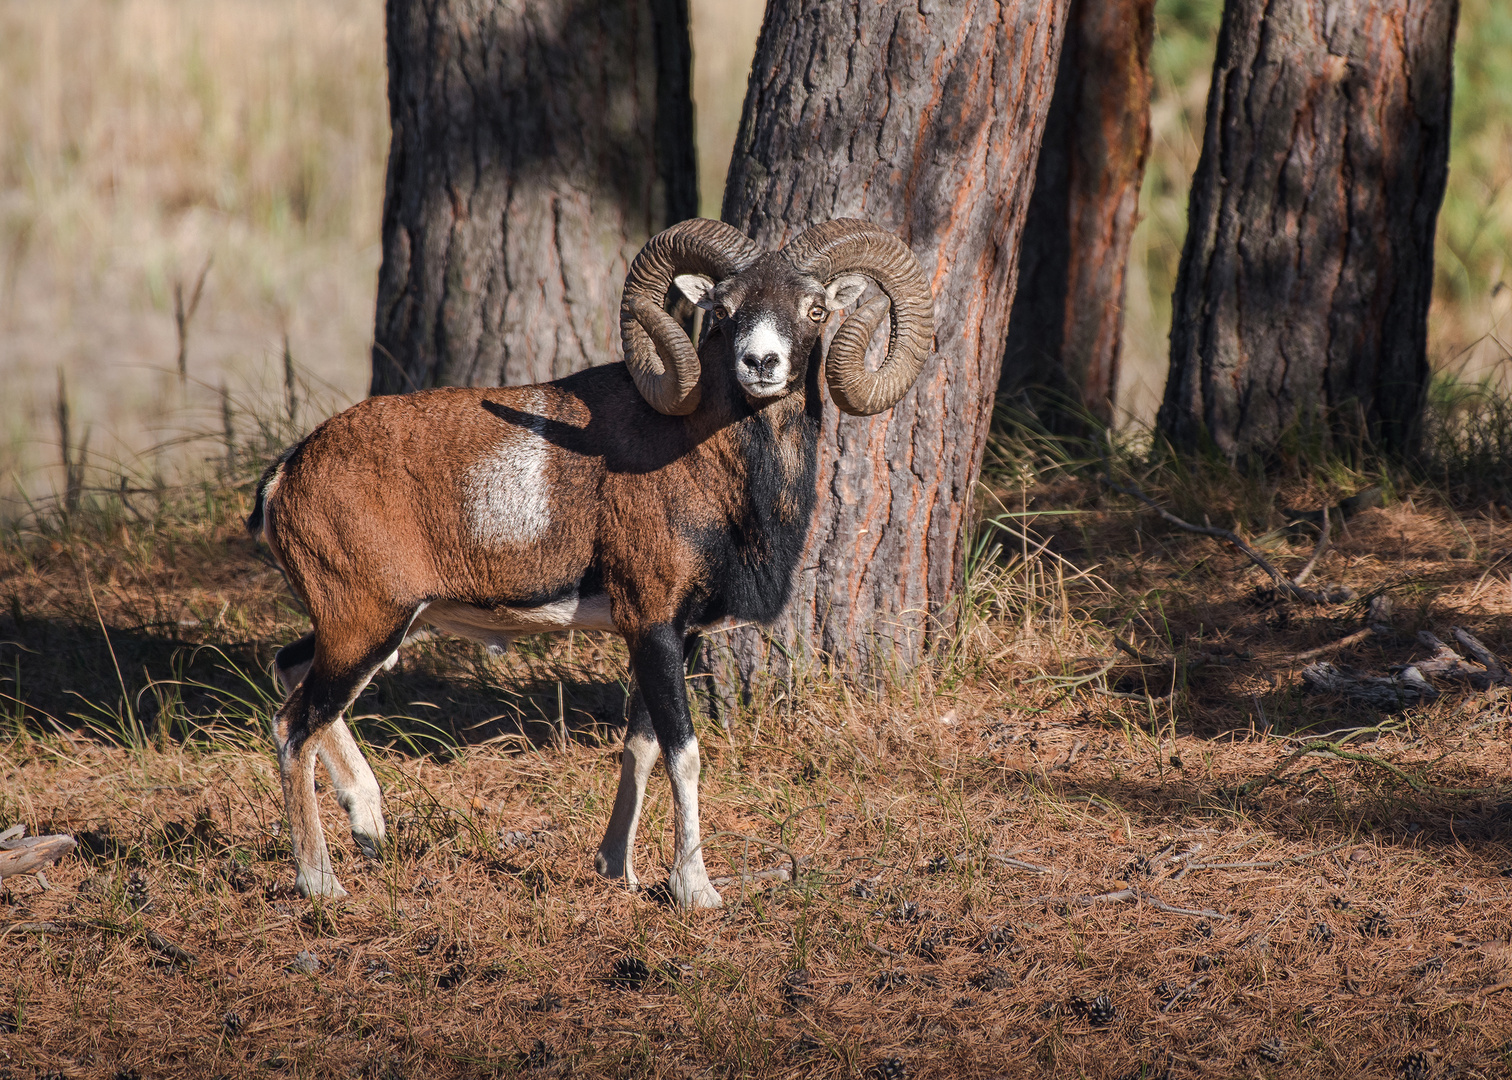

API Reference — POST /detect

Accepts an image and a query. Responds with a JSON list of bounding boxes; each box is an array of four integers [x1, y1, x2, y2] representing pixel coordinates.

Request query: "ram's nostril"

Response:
[[760, 352, 779, 371]]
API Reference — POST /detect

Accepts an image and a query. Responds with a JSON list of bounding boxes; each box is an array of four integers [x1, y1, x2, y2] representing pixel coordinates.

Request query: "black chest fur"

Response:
[[689, 384, 822, 628]]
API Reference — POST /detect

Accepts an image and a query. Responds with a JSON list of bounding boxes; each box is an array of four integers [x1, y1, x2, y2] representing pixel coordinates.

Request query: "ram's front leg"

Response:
[[595, 687, 660, 887], [631, 623, 721, 909]]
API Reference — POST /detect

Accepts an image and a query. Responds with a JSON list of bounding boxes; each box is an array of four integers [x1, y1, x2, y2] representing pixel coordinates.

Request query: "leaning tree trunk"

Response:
[[715, 0, 1071, 682], [371, 0, 697, 394], [1000, 0, 1155, 428], [1157, 0, 1458, 461]]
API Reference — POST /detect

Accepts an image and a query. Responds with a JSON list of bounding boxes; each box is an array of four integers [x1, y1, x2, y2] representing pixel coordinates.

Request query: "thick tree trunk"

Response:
[[1000, 0, 1155, 428], [1158, 0, 1458, 461], [371, 0, 697, 394], [715, 0, 1071, 681]]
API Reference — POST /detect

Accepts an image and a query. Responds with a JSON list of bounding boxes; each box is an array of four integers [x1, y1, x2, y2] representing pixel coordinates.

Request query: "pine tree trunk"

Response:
[[371, 0, 697, 394], [716, 0, 1071, 682], [1000, 0, 1155, 427], [1158, 0, 1458, 461]]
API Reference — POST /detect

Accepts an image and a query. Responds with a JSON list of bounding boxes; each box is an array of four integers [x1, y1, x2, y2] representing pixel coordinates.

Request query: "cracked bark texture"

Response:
[[371, 0, 697, 394], [1158, 0, 1458, 460], [1000, 0, 1155, 427], [716, 0, 1071, 679]]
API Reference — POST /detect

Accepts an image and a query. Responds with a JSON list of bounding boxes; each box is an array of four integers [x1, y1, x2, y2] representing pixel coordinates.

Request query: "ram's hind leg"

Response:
[[274, 613, 411, 897], [596, 686, 660, 887], [317, 721, 385, 860]]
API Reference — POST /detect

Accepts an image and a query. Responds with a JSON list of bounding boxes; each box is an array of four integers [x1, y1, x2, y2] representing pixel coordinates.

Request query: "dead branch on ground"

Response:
[[1099, 475, 1365, 604], [1099, 476, 1339, 603], [0, 825, 76, 880]]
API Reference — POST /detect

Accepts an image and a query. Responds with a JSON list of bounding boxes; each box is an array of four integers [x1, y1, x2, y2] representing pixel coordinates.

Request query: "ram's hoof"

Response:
[[294, 868, 348, 898], [668, 873, 722, 910], [353, 830, 384, 862]]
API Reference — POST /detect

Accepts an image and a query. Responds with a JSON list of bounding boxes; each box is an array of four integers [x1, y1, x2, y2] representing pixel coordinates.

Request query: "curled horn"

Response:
[[620, 218, 761, 415], [782, 220, 935, 417]]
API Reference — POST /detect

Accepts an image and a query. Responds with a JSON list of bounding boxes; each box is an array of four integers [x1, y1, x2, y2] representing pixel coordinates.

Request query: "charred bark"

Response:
[[717, 0, 1071, 678], [1158, 0, 1458, 460], [372, 0, 697, 394], [1000, 0, 1155, 428]]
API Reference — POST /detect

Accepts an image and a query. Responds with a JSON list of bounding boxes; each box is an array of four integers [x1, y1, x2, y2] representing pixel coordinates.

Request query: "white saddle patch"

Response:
[[467, 389, 552, 546]]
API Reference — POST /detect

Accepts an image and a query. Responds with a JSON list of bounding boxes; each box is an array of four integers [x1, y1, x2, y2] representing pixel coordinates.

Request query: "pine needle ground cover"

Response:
[[3, 467, 1512, 1080]]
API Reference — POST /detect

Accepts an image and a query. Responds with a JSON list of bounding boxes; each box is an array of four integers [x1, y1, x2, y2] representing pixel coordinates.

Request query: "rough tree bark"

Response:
[[1158, 0, 1459, 461], [999, 0, 1156, 428], [371, 0, 697, 394], [714, 0, 1071, 680]]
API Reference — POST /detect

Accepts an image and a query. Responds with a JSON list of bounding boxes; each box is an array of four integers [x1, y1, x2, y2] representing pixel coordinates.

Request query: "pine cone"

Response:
[[1308, 922, 1335, 943], [966, 966, 1011, 992], [523, 1040, 555, 1069], [1398, 1051, 1432, 1080], [609, 956, 650, 990], [974, 926, 1016, 954], [1257, 1039, 1285, 1064], [1358, 912, 1393, 938], [869, 1057, 907, 1080], [123, 869, 151, 912], [219, 860, 256, 894], [781, 968, 812, 1009], [1082, 986, 1118, 1022]]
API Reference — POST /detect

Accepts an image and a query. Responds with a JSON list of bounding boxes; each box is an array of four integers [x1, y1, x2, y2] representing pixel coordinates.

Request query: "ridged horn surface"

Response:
[[620, 218, 761, 415], [782, 219, 935, 417]]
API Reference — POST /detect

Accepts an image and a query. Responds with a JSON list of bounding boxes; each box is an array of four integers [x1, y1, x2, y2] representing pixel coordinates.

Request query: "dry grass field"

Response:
[[2, 0, 1509, 508], [5, 440, 1512, 1078]]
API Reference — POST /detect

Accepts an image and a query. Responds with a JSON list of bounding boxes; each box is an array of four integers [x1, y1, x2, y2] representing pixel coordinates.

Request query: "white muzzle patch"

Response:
[[733, 316, 792, 397]]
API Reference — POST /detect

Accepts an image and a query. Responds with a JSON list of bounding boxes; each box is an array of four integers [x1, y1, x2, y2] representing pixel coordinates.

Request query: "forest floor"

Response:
[[3, 462, 1512, 1079]]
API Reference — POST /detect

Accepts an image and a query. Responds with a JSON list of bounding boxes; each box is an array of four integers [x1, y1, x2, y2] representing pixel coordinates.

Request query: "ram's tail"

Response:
[[246, 444, 299, 537]]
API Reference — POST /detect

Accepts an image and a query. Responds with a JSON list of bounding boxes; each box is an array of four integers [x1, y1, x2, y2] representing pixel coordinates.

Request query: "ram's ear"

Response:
[[824, 273, 869, 311], [673, 273, 717, 310]]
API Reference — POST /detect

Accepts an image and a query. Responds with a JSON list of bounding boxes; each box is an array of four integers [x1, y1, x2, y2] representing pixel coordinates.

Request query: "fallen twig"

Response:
[[1090, 687, 1173, 704], [1099, 476, 1336, 604], [864, 941, 908, 960], [1160, 975, 1209, 1013], [710, 865, 794, 888], [1049, 740, 1086, 771], [1292, 505, 1331, 585], [1288, 627, 1379, 663], [1113, 636, 1165, 665], [984, 852, 1054, 874], [1452, 627, 1509, 682], [1039, 886, 1229, 920], [145, 930, 197, 967], [1187, 841, 1352, 872]]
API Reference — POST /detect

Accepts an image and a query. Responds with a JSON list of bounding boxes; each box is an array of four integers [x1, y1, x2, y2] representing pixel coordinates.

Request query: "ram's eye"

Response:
[[808, 305, 827, 322], [712, 305, 729, 321]]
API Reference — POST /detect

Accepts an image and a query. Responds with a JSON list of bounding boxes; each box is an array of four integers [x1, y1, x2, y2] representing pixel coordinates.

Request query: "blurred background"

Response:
[[0, 0, 1507, 506]]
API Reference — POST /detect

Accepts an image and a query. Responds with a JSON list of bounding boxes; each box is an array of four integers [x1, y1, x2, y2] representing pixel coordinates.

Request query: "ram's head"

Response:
[[619, 218, 935, 417]]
